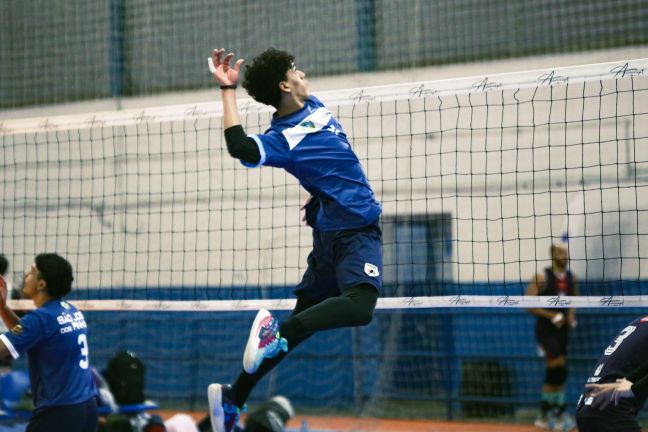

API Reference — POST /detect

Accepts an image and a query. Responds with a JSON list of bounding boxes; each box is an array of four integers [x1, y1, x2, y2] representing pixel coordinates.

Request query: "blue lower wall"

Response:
[[42, 281, 648, 418]]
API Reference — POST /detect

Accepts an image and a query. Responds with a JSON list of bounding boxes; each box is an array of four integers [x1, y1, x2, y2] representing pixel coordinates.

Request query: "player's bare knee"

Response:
[[547, 355, 566, 367]]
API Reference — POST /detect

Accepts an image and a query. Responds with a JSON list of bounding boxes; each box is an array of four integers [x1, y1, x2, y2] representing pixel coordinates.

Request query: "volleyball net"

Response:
[[1, 59, 648, 414]]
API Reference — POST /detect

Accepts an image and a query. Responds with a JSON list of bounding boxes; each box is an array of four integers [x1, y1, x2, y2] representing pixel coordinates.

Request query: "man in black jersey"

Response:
[[577, 315, 648, 432], [526, 243, 579, 430]]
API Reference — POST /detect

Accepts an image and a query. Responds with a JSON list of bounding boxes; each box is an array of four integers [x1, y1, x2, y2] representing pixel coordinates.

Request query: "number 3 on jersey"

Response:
[[604, 325, 636, 355], [78, 334, 89, 369]]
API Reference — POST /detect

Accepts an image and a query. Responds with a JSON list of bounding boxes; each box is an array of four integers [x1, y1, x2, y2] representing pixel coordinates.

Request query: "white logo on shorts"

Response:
[[364, 263, 379, 277]]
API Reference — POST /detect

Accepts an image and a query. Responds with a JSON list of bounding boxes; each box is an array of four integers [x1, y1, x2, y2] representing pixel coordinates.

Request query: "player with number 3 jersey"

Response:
[[0, 253, 97, 432], [577, 316, 648, 431]]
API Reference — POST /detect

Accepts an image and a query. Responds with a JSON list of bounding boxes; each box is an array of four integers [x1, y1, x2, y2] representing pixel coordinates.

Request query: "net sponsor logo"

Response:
[[272, 298, 291, 308], [408, 84, 437, 98], [599, 296, 625, 307], [133, 111, 155, 123], [85, 115, 106, 128], [610, 63, 645, 78], [546, 296, 571, 307], [536, 71, 569, 86], [349, 90, 375, 104], [496, 296, 519, 306], [402, 297, 423, 307], [448, 295, 470, 306], [232, 300, 248, 310], [185, 106, 208, 117], [39, 119, 58, 130], [470, 77, 502, 92]]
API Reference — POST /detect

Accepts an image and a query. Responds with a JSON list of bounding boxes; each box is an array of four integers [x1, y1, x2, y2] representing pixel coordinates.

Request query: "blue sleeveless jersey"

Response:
[[0, 300, 96, 411], [246, 95, 381, 231], [578, 316, 648, 414]]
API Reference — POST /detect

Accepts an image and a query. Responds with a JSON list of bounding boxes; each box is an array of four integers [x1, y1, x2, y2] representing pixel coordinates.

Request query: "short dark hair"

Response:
[[0, 254, 7, 276], [243, 48, 295, 108], [34, 253, 74, 298]]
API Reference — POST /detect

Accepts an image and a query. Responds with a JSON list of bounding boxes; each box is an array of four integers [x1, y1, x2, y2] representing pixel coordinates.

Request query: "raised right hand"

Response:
[[210, 48, 245, 87]]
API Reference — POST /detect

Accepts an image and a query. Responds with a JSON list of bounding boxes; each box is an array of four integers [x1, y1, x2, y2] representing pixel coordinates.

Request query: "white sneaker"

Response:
[[555, 412, 576, 431], [534, 413, 557, 430], [243, 309, 288, 374], [207, 383, 242, 432], [534, 417, 550, 429]]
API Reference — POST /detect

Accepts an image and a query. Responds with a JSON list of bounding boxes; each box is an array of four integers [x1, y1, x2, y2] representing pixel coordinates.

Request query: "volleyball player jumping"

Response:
[[206, 47, 382, 432]]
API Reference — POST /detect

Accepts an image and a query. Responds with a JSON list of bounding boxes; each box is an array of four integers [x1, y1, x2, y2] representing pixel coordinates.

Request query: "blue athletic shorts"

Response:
[[295, 222, 382, 301], [27, 397, 98, 432]]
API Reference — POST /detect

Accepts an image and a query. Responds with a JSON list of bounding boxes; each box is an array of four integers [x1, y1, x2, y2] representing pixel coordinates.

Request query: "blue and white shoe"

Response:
[[243, 309, 288, 374], [207, 383, 242, 432], [555, 412, 576, 431]]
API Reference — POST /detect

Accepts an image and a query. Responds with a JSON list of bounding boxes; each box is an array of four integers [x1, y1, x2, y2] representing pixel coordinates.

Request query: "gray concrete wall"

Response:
[[0, 0, 111, 106], [2, 0, 648, 108]]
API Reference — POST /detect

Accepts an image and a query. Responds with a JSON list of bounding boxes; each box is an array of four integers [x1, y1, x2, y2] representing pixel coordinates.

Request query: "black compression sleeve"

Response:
[[224, 125, 261, 165], [629, 359, 648, 398], [288, 284, 379, 335]]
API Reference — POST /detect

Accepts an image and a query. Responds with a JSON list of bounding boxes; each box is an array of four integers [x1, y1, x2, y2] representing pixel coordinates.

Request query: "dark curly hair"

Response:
[[0, 254, 7, 276], [35, 253, 74, 298], [243, 48, 295, 108]]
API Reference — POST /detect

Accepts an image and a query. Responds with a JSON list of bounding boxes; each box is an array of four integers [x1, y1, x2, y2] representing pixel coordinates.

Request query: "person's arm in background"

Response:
[[0, 276, 20, 330], [526, 273, 566, 327], [566, 274, 578, 328], [210, 48, 260, 165], [0, 276, 19, 358]]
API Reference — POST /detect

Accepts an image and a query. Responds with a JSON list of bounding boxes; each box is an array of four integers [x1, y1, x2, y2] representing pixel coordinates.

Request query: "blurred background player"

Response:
[[577, 315, 648, 431], [526, 243, 578, 430], [206, 47, 382, 432]]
